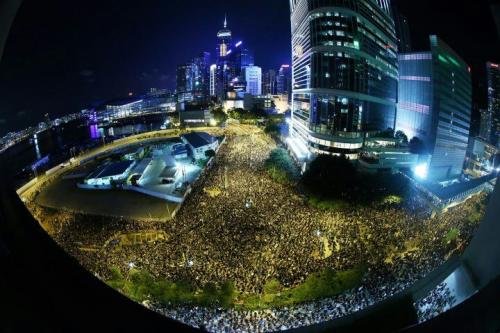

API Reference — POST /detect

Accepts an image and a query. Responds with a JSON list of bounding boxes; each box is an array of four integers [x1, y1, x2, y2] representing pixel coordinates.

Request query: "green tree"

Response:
[[409, 137, 426, 154], [211, 107, 227, 124], [219, 281, 236, 308], [395, 130, 408, 144], [264, 123, 280, 135], [378, 127, 395, 138], [301, 154, 356, 199], [265, 148, 298, 184]]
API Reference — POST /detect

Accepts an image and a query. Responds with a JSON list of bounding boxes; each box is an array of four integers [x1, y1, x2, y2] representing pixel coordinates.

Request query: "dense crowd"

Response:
[[415, 282, 456, 323], [27, 124, 488, 332]]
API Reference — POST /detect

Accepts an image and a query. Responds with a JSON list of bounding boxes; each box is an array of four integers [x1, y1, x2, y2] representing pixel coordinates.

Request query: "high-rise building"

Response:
[[215, 15, 236, 99], [262, 69, 277, 96], [244, 66, 262, 96], [176, 63, 195, 102], [487, 62, 500, 147], [479, 108, 493, 142], [177, 53, 211, 103], [277, 64, 292, 98], [391, 3, 412, 53], [289, 0, 399, 159], [396, 36, 472, 181], [235, 45, 254, 73], [192, 52, 211, 101], [209, 64, 217, 97]]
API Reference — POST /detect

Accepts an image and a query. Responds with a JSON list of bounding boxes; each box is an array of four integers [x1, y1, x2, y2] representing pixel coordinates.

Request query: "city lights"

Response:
[[2, 1, 497, 332], [414, 163, 429, 179]]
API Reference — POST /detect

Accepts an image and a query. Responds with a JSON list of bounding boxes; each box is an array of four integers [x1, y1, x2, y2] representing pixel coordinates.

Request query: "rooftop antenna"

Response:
[[224, 13, 227, 28]]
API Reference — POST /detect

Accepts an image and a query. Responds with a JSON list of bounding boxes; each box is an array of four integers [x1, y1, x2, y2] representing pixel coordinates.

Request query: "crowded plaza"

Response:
[[25, 125, 489, 332]]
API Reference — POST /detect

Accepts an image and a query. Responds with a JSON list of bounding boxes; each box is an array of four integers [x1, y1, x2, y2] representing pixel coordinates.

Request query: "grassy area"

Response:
[[106, 266, 365, 310], [237, 266, 365, 310], [444, 228, 460, 245], [264, 148, 299, 185], [107, 267, 236, 308], [380, 194, 403, 206], [467, 200, 487, 224], [308, 196, 350, 211]]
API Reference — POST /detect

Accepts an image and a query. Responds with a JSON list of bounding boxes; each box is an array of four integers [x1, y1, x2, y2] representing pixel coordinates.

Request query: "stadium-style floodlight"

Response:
[[414, 163, 429, 180]]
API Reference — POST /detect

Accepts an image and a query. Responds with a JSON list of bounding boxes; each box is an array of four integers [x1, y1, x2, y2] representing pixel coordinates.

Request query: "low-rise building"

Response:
[[465, 137, 498, 178], [105, 98, 143, 119], [358, 137, 419, 173], [84, 160, 136, 186], [181, 132, 219, 160]]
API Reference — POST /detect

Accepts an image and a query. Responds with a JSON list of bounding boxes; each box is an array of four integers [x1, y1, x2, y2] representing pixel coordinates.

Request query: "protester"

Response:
[[27, 127, 487, 333]]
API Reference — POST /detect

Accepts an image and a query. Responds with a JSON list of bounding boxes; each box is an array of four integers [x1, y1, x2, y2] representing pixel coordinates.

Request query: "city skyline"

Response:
[[1, 1, 500, 331], [0, 0, 498, 137]]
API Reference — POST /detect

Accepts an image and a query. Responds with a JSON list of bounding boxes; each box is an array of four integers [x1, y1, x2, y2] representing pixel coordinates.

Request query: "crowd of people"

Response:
[[415, 282, 457, 323], [26, 124, 489, 332]]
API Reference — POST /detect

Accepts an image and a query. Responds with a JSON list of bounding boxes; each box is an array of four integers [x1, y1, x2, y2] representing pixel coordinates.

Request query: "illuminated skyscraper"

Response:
[[262, 69, 277, 95], [217, 14, 232, 58], [210, 64, 217, 97], [289, 0, 398, 159], [235, 45, 254, 72], [176, 52, 211, 103], [487, 61, 500, 147], [396, 36, 472, 180], [192, 52, 211, 101], [391, 2, 412, 53], [277, 64, 292, 98], [176, 63, 195, 102], [479, 108, 493, 142], [244, 66, 262, 96], [215, 15, 235, 99]]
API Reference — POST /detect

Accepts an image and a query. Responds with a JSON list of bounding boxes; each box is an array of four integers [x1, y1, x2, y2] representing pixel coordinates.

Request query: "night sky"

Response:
[[0, 0, 498, 136]]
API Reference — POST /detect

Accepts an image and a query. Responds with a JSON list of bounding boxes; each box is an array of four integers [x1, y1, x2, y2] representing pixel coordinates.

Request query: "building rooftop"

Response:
[[172, 144, 188, 155], [429, 174, 497, 201], [130, 158, 151, 175], [87, 160, 134, 179], [182, 132, 217, 149]]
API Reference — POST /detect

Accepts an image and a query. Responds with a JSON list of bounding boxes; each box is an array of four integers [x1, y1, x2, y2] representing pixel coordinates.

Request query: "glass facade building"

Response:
[[479, 108, 493, 142], [289, 0, 398, 159], [391, 3, 412, 53], [244, 66, 262, 96], [396, 36, 472, 181], [486, 62, 500, 148], [262, 69, 277, 95]]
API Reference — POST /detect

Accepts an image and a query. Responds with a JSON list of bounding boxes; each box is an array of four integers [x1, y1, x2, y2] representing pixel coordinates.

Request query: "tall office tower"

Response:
[[487, 62, 500, 147], [391, 3, 412, 52], [215, 15, 236, 99], [234, 45, 254, 74], [209, 64, 217, 97], [277, 64, 292, 97], [479, 108, 493, 142], [192, 52, 211, 101], [396, 36, 472, 181], [289, 0, 398, 159], [176, 63, 195, 102], [244, 66, 262, 96], [262, 69, 277, 95]]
